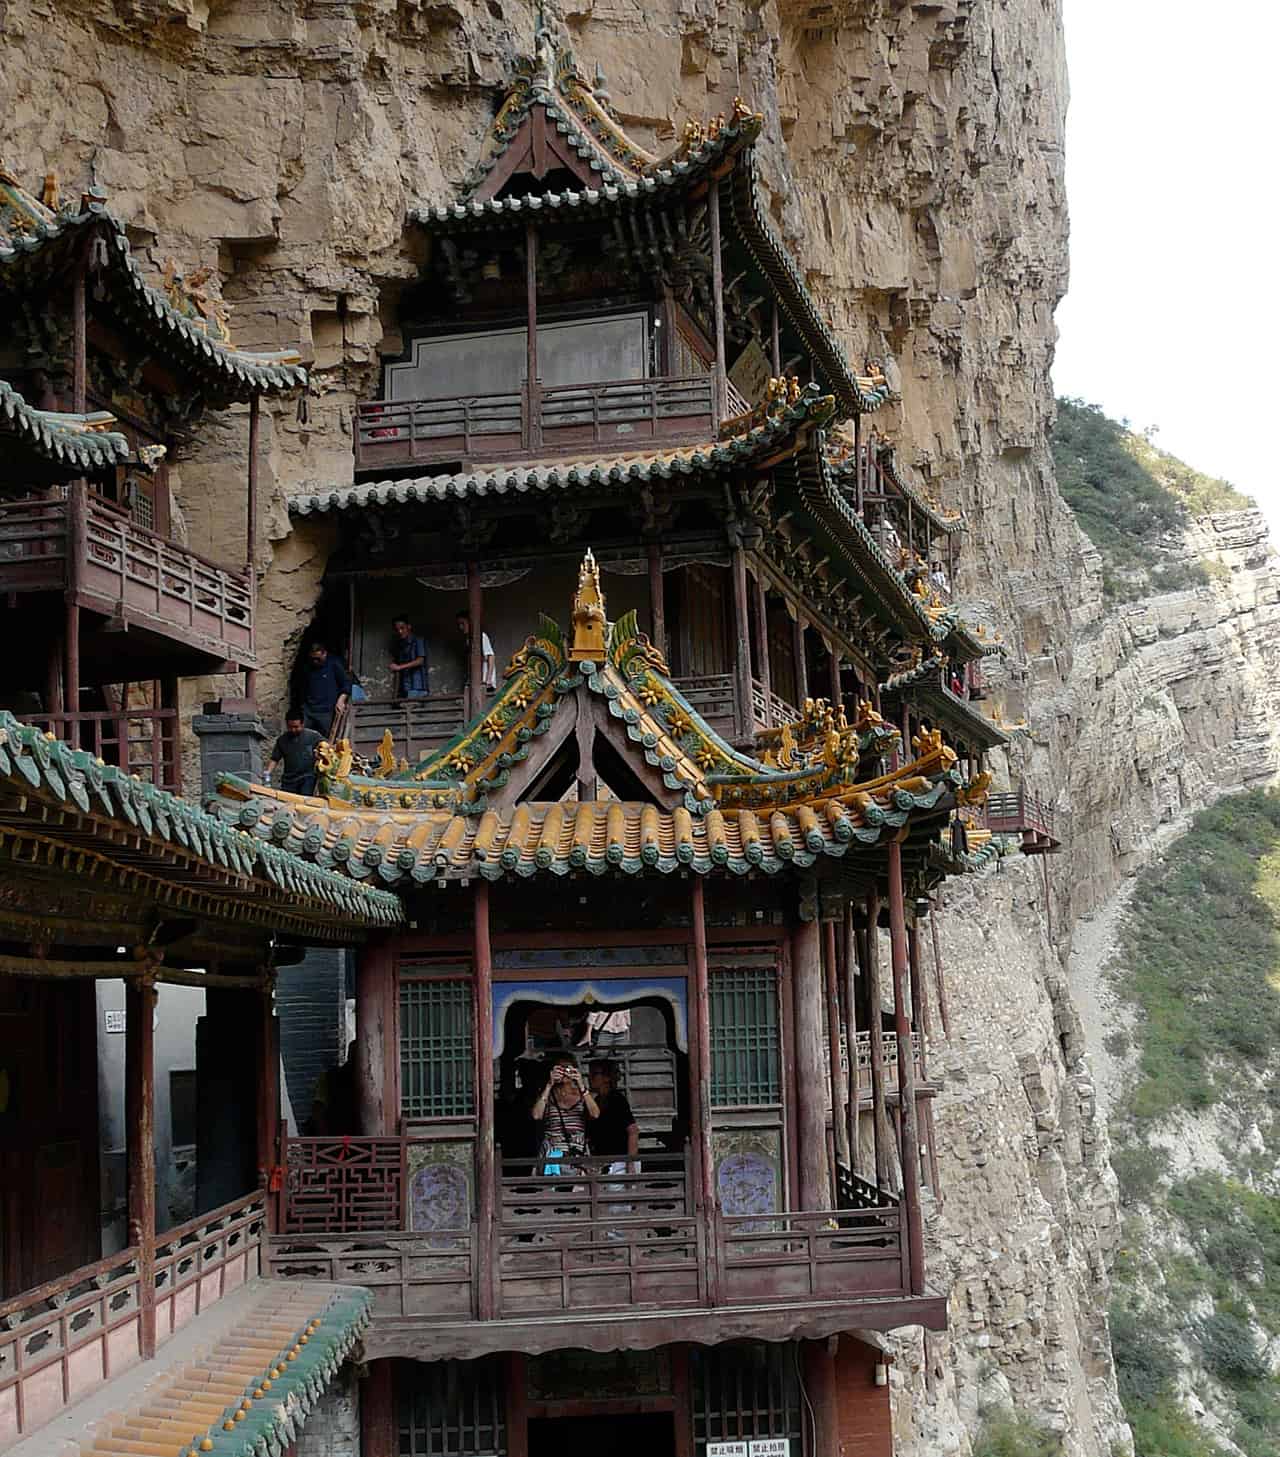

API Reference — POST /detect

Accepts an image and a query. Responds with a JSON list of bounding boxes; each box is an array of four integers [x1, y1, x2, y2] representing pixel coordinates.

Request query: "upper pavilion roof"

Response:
[[0, 162, 307, 403], [213, 553, 1004, 886], [407, 24, 892, 421]]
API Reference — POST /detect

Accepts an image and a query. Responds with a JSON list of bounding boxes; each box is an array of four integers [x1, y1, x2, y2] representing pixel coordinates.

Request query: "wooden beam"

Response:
[[888, 839, 925, 1295], [474, 880, 497, 1320], [125, 977, 157, 1358], [824, 918, 849, 1172], [647, 538, 666, 657], [864, 891, 890, 1189], [708, 180, 727, 424], [245, 396, 261, 704], [792, 915, 830, 1209], [689, 876, 719, 1302]]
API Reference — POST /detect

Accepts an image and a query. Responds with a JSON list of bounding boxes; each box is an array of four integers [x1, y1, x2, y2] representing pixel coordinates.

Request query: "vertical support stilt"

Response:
[[125, 976, 157, 1358], [690, 877, 719, 1303], [730, 539, 753, 739], [865, 890, 890, 1189], [467, 560, 484, 719], [355, 937, 396, 1137], [647, 538, 666, 657], [888, 840, 925, 1295], [792, 915, 831, 1209], [360, 1361, 396, 1457], [752, 571, 772, 722], [708, 181, 727, 425], [824, 919, 849, 1173], [929, 903, 952, 1039], [791, 613, 808, 705], [844, 901, 860, 1174], [256, 972, 279, 1229], [245, 395, 261, 703], [801, 1340, 839, 1457], [474, 881, 496, 1319]]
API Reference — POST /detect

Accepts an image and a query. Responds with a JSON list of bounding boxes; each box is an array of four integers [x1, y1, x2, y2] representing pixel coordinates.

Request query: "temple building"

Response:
[[0, 20, 1058, 1457]]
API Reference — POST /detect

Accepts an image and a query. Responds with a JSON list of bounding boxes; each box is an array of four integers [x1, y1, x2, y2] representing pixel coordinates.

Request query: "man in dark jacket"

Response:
[[266, 711, 322, 794], [299, 642, 351, 734]]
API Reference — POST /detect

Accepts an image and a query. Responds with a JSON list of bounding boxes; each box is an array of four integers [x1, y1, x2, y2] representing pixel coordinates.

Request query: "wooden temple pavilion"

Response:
[[245, 22, 1029, 1457], [0, 162, 307, 787], [0, 710, 397, 1451]]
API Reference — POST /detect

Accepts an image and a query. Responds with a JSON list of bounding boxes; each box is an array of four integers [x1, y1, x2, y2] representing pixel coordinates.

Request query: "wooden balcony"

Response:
[[852, 1030, 934, 1106], [267, 1140, 912, 1347], [354, 375, 717, 473], [982, 787, 1060, 854], [0, 1193, 264, 1448], [17, 708, 180, 792], [346, 677, 798, 768], [0, 493, 255, 671]]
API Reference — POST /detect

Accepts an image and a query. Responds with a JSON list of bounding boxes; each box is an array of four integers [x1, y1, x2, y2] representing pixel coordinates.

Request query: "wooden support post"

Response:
[[525, 222, 541, 449], [708, 180, 727, 424], [791, 613, 808, 705], [888, 839, 925, 1295], [244, 396, 261, 703], [64, 596, 80, 737], [64, 479, 87, 732], [508, 1355, 530, 1457], [45, 640, 63, 717], [865, 889, 890, 1190], [827, 640, 841, 717], [751, 570, 772, 722], [690, 878, 720, 1302], [360, 1360, 396, 1457], [474, 881, 496, 1320], [125, 977, 157, 1358], [467, 560, 484, 719], [355, 937, 397, 1137], [770, 301, 782, 377], [72, 263, 87, 414], [792, 915, 831, 1209], [647, 538, 666, 657], [801, 1340, 839, 1457], [824, 918, 849, 1172], [672, 1346, 694, 1457], [844, 902, 860, 1174], [256, 976, 278, 1229], [730, 538, 753, 739], [929, 904, 952, 1039], [909, 921, 933, 1049], [160, 676, 178, 789]]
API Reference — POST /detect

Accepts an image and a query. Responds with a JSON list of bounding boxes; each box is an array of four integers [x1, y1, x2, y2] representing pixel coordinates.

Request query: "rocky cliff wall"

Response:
[[6, 3, 1279, 1454]]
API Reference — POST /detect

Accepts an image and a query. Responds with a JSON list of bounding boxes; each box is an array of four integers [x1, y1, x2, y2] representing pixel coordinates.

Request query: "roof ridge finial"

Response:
[[570, 548, 607, 662], [533, 3, 556, 89]]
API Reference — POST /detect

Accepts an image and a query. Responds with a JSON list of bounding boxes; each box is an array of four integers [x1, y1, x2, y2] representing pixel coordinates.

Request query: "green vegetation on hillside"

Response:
[[1108, 791, 1280, 1457], [1050, 399, 1252, 600]]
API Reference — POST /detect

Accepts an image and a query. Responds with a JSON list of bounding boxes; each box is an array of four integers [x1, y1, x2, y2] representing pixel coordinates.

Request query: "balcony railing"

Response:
[[17, 708, 180, 792], [0, 494, 254, 663], [0, 1191, 263, 1446], [852, 1030, 928, 1102], [268, 1139, 906, 1320], [354, 375, 717, 472], [982, 787, 1059, 852]]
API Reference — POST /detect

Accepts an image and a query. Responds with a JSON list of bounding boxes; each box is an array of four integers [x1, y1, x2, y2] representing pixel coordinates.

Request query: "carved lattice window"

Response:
[[709, 964, 780, 1107], [400, 974, 473, 1119]]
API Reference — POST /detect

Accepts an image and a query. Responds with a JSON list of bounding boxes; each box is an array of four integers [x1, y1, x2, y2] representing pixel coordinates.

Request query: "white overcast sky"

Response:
[[1052, 2, 1280, 533]]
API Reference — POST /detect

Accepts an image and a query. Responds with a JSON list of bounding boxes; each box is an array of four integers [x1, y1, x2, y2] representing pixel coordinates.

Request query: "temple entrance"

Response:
[[528, 1412, 676, 1457]]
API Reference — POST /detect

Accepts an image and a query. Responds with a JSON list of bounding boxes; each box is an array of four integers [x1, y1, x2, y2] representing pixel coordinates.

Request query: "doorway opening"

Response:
[[528, 1412, 675, 1457]]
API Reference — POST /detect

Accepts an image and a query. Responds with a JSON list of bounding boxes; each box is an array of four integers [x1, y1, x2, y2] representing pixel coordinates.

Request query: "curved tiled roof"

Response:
[[288, 386, 835, 517], [0, 710, 402, 933], [0, 171, 307, 402], [0, 379, 131, 474]]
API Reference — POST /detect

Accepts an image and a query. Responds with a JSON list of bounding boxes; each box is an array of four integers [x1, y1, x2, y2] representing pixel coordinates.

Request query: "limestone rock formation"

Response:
[[5, 1, 1279, 1453]]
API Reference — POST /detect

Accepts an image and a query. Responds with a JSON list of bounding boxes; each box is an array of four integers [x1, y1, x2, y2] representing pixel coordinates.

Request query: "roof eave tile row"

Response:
[[0, 379, 131, 472], [0, 203, 307, 400], [0, 710, 402, 927]]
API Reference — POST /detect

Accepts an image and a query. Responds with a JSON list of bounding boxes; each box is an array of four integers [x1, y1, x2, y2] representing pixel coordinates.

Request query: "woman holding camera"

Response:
[[531, 1054, 599, 1176]]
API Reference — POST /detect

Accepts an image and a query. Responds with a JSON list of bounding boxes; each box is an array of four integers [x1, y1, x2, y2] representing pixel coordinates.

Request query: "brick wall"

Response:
[[295, 1367, 361, 1457]]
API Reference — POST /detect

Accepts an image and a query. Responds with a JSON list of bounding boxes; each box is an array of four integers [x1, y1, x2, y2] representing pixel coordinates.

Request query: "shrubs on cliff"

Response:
[[971, 1409, 1062, 1457], [1050, 399, 1251, 600]]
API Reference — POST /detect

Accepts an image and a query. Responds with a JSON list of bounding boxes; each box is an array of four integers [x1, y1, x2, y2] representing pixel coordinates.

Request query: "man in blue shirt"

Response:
[[389, 615, 428, 698], [300, 642, 351, 734]]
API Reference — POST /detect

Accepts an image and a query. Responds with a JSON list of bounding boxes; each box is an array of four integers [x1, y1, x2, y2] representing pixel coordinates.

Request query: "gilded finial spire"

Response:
[[570, 548, 608, 661]]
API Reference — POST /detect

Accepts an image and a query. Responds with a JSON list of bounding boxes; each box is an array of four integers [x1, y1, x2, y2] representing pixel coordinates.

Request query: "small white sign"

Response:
[[749, 1441, 790, 1457], [104, 1009, 126, 1034], [708, 1444, 748, 1457]]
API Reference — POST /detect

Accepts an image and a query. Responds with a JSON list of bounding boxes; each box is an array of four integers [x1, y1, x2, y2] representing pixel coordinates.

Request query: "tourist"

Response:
[[456, 611, 497, 694], [265, 710, 322, 795], [298, 641, 351, 735], [530, 1054, 598, 1177], [587, 1059, 639, 1171], [388, 614, 429, 698], [931, 560, 950, 593]]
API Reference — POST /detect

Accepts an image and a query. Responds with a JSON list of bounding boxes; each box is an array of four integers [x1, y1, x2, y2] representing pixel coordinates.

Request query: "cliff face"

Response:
[[6, 2, 1279, 1453]]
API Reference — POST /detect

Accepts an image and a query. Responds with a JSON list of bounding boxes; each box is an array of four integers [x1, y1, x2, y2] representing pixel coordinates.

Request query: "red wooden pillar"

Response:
[[802, 1340, 839, 1457], [791, 613, 808, 704], [823, 919, 849, 1172], [356, 936, 397, 1137], [690, 877, 720, 1302], [844, 902, 860, 1174], [125, 975, 157, 1358], [751, 571, 772, 722], [256, 973, 280, 1229], [245, 395, 261, 703], [507, 1355, 530, 1457], [467, 561, 484, 719], [474, 881, 496, 1319], [360, 1360, 396, 1457], [730, 539, 753, 739], [864, 891, 890, 1189], [647, 539, 666, 657], [887, 840, 925, 1295], [791, 915, 830, 1209]]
